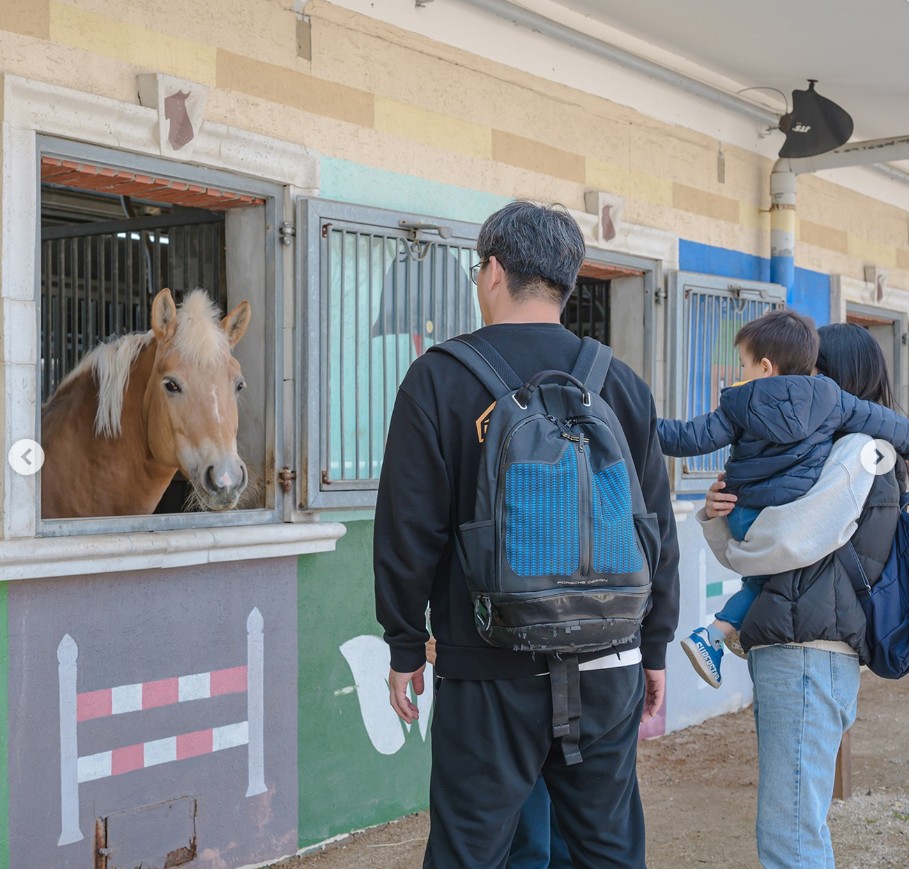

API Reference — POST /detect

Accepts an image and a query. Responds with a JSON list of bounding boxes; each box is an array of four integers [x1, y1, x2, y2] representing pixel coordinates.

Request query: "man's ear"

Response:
[[486, 256, 506, 293]]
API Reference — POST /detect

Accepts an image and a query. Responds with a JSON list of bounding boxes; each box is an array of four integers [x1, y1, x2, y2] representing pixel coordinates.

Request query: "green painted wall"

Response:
[[297, 520, 431, 848]]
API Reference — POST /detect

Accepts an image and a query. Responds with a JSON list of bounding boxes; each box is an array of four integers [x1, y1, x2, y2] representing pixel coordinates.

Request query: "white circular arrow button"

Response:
[[8, 439, 45, 476], [860, 438, 897, 476]]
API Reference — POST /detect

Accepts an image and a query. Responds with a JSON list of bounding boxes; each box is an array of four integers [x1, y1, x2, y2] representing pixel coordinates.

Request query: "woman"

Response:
[[699, 323, 903, 867]]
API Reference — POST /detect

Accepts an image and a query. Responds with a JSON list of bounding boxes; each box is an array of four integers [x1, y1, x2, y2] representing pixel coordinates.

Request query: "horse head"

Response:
[[145, 288, 251, 511]]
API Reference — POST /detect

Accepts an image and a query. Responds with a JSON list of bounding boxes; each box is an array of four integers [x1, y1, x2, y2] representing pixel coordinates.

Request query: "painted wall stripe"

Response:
[[214, 720, 249, 752], [57, 609, 264, 846], [76, 665, 248, 721], [178, 672, 211, 702], [211, 665, 248, 697], [111, 682, 142, 715], [76, 722, 250, 783], [144, 736, 177, 768], [143, 677, 179, 709], [706, 579, 742, 599], [76, 751, 110, 785]]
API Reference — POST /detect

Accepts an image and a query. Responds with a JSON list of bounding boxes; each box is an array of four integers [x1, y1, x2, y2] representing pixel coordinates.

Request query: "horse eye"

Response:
[[236, 379, 246, 393], [164, 379, 182, 394]]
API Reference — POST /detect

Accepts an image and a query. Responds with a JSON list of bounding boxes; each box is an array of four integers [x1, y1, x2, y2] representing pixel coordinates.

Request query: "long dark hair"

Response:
[[815, 323, 895, 408]]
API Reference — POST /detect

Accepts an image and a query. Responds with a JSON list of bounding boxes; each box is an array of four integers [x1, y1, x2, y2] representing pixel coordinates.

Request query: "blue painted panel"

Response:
[[790, 268, 831, 327], [679, 239, 830, 326], [320, 158, 510, 225], [679, 239, 770, 283]]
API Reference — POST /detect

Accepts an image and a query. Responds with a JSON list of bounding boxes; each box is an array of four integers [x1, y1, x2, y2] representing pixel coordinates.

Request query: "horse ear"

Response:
[[221, 300, 251, 347], [151, 288, 179, 342]]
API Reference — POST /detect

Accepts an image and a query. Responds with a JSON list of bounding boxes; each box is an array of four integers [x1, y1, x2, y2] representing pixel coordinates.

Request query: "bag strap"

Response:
[[430, 334, 614, 400], [428, 333, 521, 398], [570, 336, 613, 393], [841, 492, 908, 596], [838, 540, 872, 595], [548, 654, 583, 766]]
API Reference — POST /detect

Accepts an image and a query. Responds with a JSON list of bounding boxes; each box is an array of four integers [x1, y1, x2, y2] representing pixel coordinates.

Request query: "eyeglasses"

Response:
[[469, 259, 489, 285]]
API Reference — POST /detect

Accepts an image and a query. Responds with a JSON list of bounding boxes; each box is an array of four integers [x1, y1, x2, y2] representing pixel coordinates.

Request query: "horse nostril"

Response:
[[205, 463, 246, 494]]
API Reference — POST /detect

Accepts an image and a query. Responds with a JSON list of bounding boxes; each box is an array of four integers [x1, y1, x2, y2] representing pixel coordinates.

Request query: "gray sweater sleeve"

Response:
[[696, 434, 874, 575]]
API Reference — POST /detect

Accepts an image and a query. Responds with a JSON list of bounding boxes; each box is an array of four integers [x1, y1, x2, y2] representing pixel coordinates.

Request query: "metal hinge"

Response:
[[278, 467, 296, 492], [279, 221, 296, 246]]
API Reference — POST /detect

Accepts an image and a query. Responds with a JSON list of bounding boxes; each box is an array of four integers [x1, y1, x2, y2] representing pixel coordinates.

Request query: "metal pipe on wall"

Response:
[[770, 136, 909, 291], [459, 0, 909, 189]]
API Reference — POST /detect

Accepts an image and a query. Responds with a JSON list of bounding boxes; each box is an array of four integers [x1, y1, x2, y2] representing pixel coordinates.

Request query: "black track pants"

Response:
[[423, 663, 646, 869]]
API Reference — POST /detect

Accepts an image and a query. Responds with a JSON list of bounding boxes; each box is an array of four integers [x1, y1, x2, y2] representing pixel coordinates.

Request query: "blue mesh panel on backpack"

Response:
[[592, 461, 643, 574], [505, 449, 579, 576]]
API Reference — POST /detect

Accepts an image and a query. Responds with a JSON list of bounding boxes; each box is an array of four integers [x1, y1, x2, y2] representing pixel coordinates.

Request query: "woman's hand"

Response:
[[705, 474, 737, 519]]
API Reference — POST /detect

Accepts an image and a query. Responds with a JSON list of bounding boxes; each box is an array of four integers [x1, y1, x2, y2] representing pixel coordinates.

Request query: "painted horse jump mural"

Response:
[[41, 288, 251, 518]]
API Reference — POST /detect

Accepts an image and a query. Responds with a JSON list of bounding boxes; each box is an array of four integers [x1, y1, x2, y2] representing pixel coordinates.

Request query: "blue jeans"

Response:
[[749, 645, 860, 868], [716, 505, 766, 630], [508, 775, 573, 869]]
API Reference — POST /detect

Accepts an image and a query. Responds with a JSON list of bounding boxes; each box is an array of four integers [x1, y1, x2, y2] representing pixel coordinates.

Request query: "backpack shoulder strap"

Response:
[[428, 333, 522, 398], [570, 336, 613, 393], [837, 540, 872, 594]]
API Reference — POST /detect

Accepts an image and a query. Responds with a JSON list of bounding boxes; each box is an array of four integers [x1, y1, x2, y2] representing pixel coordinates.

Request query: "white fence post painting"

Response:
[[57, 607, 265, 846], [246, 606, 266, 796], [57, 634, 82, 846]]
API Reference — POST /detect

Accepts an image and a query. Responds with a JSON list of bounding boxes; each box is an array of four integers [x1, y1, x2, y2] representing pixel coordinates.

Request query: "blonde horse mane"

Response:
[[57, 290, 229, 438]]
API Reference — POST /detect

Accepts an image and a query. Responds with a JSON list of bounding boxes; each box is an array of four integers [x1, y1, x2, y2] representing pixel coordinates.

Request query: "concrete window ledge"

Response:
[[0, 523, 347, 582]]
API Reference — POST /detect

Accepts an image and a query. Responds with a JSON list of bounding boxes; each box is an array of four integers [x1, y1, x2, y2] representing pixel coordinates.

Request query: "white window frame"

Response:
[[666, 271, 787, 495], [296, 198, 481, 511], [0, 75, 344, 577]]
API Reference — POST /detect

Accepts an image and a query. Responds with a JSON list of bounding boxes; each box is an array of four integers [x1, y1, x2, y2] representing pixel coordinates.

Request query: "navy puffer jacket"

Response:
[[658, 375, 909, 508]]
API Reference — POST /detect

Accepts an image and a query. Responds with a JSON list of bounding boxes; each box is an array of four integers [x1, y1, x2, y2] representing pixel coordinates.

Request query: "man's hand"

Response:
[[640, 668, 665, 723], [388, 666, 425, 724], [704, 473, 737, 519]]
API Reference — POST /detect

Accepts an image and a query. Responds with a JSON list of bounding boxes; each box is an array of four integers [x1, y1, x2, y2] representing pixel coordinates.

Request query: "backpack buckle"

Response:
[[581, 390, 591, 407], [512, 393, 528, 410]]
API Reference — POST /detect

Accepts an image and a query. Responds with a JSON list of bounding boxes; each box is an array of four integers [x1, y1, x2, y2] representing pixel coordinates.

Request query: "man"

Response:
[[374, 201, 680, 868]]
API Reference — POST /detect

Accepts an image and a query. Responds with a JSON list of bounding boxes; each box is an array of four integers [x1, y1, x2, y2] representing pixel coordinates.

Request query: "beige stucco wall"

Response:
[[1, 0, 908, 289]]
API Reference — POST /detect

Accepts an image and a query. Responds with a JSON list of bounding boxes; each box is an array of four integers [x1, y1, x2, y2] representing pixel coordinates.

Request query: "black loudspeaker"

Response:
[[778, 80, 854, 158]]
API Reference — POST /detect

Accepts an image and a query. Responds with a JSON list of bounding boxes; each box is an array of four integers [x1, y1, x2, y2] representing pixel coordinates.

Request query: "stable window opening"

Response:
[[37, 142, 279, 532]]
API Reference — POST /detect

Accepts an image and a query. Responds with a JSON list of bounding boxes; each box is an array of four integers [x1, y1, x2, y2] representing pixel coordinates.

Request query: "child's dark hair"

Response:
[[734, 309, 819, 375]]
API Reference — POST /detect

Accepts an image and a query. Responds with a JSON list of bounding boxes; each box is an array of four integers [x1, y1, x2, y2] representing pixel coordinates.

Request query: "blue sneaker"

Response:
[[680, 627, 723, 688]]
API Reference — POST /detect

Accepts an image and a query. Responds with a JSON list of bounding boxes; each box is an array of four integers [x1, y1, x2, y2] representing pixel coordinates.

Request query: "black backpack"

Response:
[[430, 333, 660, 763]]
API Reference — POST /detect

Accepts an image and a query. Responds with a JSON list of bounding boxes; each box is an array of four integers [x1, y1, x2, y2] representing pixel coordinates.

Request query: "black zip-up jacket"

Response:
[[374, 323, 680, 679]]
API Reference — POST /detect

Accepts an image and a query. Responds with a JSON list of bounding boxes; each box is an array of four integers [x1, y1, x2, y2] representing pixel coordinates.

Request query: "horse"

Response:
[[41, 288, 251, 519]]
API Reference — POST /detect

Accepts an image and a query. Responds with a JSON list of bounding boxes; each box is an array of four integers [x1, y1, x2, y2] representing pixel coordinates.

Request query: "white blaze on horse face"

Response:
[[210, 384, 222, 428], [145, 291, 250, 511], [157, 359, 246, 511]]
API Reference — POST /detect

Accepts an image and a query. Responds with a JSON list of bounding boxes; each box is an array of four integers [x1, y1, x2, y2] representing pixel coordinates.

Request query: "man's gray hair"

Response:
[[476, 201, 585, 306]]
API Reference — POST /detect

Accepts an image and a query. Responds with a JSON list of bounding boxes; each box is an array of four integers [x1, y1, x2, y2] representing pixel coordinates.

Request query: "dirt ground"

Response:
[[272, 674, 909, 868]]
